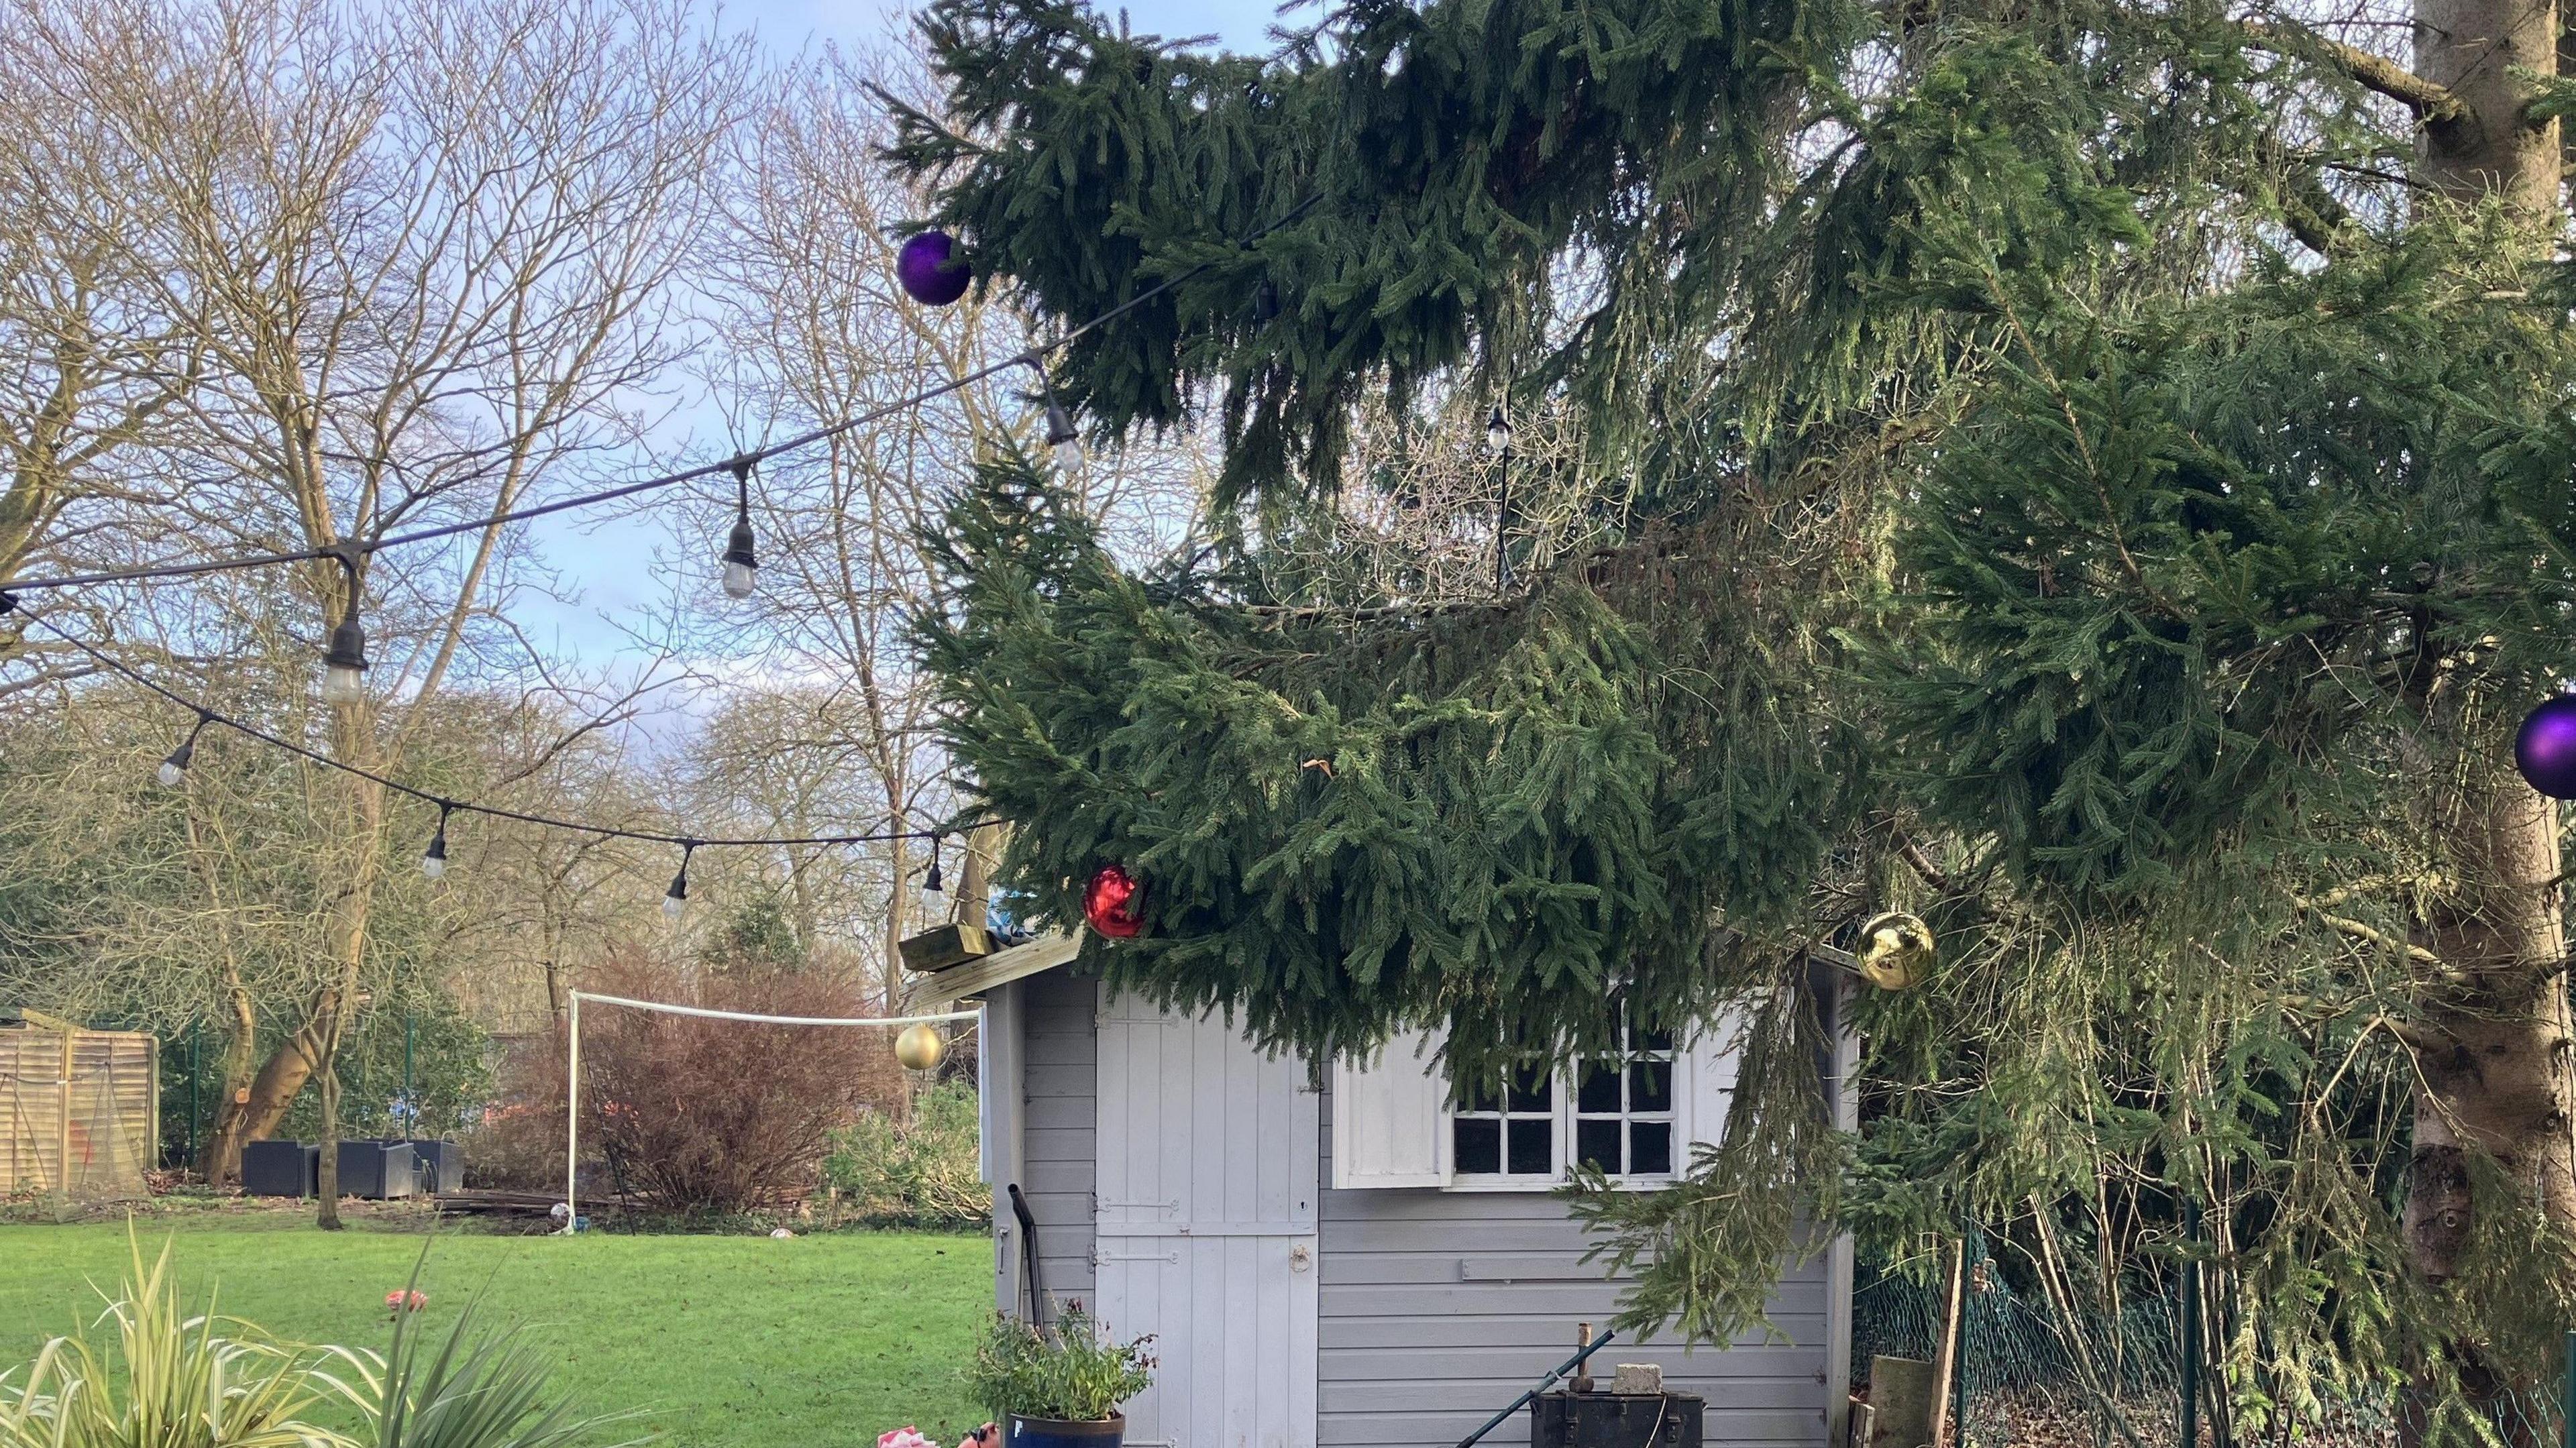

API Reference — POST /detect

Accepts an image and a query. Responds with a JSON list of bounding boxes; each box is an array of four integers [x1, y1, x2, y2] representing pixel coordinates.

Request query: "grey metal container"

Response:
[[333, 1140, 415, 1199], [241, 1140, 318, 1198]]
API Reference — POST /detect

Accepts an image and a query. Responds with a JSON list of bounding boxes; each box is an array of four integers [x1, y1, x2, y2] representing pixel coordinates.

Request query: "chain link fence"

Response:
[[1850, 1239, 2427, 1448]]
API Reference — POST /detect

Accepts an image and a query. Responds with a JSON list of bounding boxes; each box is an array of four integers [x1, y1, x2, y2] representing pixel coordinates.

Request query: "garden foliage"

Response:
[[963, 1306, 1152, 1425], [825, 1083, 991, 1229], [571, 953, 902, 1215], [892, 0, 2576, 1433]]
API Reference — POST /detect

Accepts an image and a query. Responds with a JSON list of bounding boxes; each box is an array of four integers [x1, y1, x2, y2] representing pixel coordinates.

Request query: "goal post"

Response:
[[559, 989, 980, 1233]]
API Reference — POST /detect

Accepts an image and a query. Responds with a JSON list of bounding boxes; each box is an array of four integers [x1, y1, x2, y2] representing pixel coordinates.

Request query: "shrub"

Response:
[[573, 952, 902, 1215], [824, 1084, 991, 1228], [0, 1233, 352, 1448], [963, 1306, 1152, 1425]]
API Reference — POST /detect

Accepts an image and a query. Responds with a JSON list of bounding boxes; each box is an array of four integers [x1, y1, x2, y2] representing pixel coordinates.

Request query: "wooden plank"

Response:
[[898, 922, 995, 974], [901, 931, 1079, 1011]]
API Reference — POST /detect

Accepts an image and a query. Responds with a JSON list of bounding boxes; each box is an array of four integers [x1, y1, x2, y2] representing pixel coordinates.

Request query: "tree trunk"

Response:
[[2392, 0, 2571, 1434], [196, 987, 261, 1186], [2402, 770, 2571, 1443]]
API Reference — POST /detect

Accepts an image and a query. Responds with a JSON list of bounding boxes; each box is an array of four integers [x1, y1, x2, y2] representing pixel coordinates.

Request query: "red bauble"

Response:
[[1084, 865, 1144, 938]]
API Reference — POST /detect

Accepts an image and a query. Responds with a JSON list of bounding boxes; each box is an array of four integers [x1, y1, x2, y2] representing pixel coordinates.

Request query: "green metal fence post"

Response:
[[186, 1023, 200, 1166], [2561, 1330, 2574, 1448]]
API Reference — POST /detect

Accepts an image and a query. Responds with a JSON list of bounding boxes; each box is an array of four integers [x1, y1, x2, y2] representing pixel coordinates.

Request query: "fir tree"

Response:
[[892, 0, 2576, 1435]]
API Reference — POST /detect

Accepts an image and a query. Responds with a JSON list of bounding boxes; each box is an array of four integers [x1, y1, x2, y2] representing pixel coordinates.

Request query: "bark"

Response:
[[2390, 0, 2572, 1434], [2413, 0, 2561, 213], [2400, 769, 2572, 1445], [196, 985, 260, 1186]]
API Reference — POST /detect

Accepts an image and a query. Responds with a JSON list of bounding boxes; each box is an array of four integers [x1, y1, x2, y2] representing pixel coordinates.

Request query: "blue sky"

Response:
[[515, 0, 1279, 669]]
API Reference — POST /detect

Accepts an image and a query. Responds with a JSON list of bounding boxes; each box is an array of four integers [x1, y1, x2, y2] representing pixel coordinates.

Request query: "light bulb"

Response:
[[320, 614, 370, 706], [321, 662, 365, 706], [1485, 405, 1511, 455], [157, 759, 186, 788], [720, 510, 758, 600], [1044, 400, 1081, 474], [921, 883, 948, 924], [662, 857, 690, 921], [421, 822, 449, 879], [421, 851, 447, 880]]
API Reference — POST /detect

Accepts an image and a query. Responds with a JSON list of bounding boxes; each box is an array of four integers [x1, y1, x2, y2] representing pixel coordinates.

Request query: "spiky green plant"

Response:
[[0, 1232, 359, 1448], [342, 1247, 643, 1448]]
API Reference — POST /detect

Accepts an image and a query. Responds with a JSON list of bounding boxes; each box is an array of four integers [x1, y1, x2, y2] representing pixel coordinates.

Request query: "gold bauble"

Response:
[[894, 1022, 947, 1072], [1856, 911, 1934, 991]]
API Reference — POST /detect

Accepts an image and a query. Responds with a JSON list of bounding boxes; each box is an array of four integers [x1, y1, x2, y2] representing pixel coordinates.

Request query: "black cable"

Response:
[[0, 193, 1326, 600], [6, 602, 983, 852]]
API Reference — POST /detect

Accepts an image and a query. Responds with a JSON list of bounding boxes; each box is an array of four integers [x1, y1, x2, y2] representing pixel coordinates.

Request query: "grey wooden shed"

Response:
[[920, 937, 1858, 1448]]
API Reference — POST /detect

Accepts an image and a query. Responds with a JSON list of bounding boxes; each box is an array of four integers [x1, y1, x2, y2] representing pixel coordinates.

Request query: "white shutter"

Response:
[[1684, 1005, 1750, 1159], [1328, 1025, 1451, 1188]]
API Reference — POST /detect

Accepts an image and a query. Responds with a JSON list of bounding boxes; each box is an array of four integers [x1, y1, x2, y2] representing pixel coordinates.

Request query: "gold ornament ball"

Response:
[[1856, 911, 1934, 991], [894, 1022, 947, 1072]]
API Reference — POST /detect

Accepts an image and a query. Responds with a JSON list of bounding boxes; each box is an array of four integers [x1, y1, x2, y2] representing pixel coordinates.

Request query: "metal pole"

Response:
[[2182, 1199, 2202, 1448], [402, 1012, 414, 1129], [2560, 1330, 2574, 1448], [1453, 1327, 1619, 1448], [562, 992, 580, 1235]]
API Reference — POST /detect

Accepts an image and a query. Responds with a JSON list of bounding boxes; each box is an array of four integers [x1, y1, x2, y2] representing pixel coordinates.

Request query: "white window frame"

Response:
[[1330, 1003, 1746, 1194], [1443, 1019, 1684, 1192]]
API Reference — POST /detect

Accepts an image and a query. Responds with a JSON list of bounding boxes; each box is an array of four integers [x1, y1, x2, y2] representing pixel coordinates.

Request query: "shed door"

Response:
[[1095, 988, 1319, 1448]]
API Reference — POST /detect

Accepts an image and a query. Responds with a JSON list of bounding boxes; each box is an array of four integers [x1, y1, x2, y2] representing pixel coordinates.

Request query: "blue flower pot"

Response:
[[1006, 1413, 1125, 1448]]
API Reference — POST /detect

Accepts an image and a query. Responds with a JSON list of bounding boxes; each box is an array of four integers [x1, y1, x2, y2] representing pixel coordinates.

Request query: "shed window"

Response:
[[1450, 1013, 1679, 1185]]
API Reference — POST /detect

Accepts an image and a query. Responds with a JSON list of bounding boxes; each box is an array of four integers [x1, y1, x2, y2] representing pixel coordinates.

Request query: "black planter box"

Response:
[[241, 1140, 318, 1199], [402, 1139, 462, 1194], [333, 1140, 415, 1199], [1532, 1392, 1703, 1448]]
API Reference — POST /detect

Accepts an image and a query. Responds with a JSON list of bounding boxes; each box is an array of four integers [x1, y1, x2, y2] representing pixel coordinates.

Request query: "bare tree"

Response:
[[3, 0, 754, 1216]]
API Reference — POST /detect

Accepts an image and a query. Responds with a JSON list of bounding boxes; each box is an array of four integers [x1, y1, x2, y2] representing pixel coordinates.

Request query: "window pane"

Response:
[[1462, 1076, 1501, 1114], [1454, 1118, 1501, 1174], [1507, 1064, 1553, 1112], [1629, 1121, 1673, 1176], [1628, 1060, 1673, 1113], [1507, 1118, 1553, 1175], [1576, 1118, 1623, 1174], [1578, 1063, 1622, 1114], [1635, 1023, 1675, 1054]]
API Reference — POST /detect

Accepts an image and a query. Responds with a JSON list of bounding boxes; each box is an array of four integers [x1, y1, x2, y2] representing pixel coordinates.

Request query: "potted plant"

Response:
[[965, 1304, 1153, 1448]]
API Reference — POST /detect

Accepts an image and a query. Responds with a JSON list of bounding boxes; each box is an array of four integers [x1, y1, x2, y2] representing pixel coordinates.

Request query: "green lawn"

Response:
[[0, 1218, 993, 1448]]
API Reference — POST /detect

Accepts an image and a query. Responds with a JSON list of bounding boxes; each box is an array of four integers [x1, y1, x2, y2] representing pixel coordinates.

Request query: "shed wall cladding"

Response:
[[1316, 1087, 1830, 1448], [1018, 970, 1098, 1302], [1008, 977, 1834, 1448]]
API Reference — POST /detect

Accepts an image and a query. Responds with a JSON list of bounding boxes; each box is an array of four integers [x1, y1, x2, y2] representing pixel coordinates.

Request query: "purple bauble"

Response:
[[896, 230, 971, 307], [2515, 693, 2576, 800]]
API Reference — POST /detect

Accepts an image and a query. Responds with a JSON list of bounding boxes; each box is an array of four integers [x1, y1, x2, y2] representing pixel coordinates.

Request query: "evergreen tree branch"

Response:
[[2243, 21, 2466, 123]]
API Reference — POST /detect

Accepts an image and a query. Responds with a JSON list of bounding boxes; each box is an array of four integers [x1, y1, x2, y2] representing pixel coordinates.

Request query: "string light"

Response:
[[318, 548, 369, 706], [19, 604, 984, 853], [421, 803, 452, 879], [663, 842, 695, 922], [0, 194, 1322, 608], [1044, 400, 1083, 474], [921, 834, 947, 922], [1486, 404, 1511, 455], [720, 459, 759, 600], [158, 710, 214, 787]]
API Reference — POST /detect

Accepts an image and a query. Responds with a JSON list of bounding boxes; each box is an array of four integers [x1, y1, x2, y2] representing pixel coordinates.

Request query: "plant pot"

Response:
[[1006, 1412, 1126, 1448]]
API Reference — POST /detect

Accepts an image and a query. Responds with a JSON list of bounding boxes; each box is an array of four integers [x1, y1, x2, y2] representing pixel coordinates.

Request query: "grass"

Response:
[[0, 1217, 993, 1448]]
